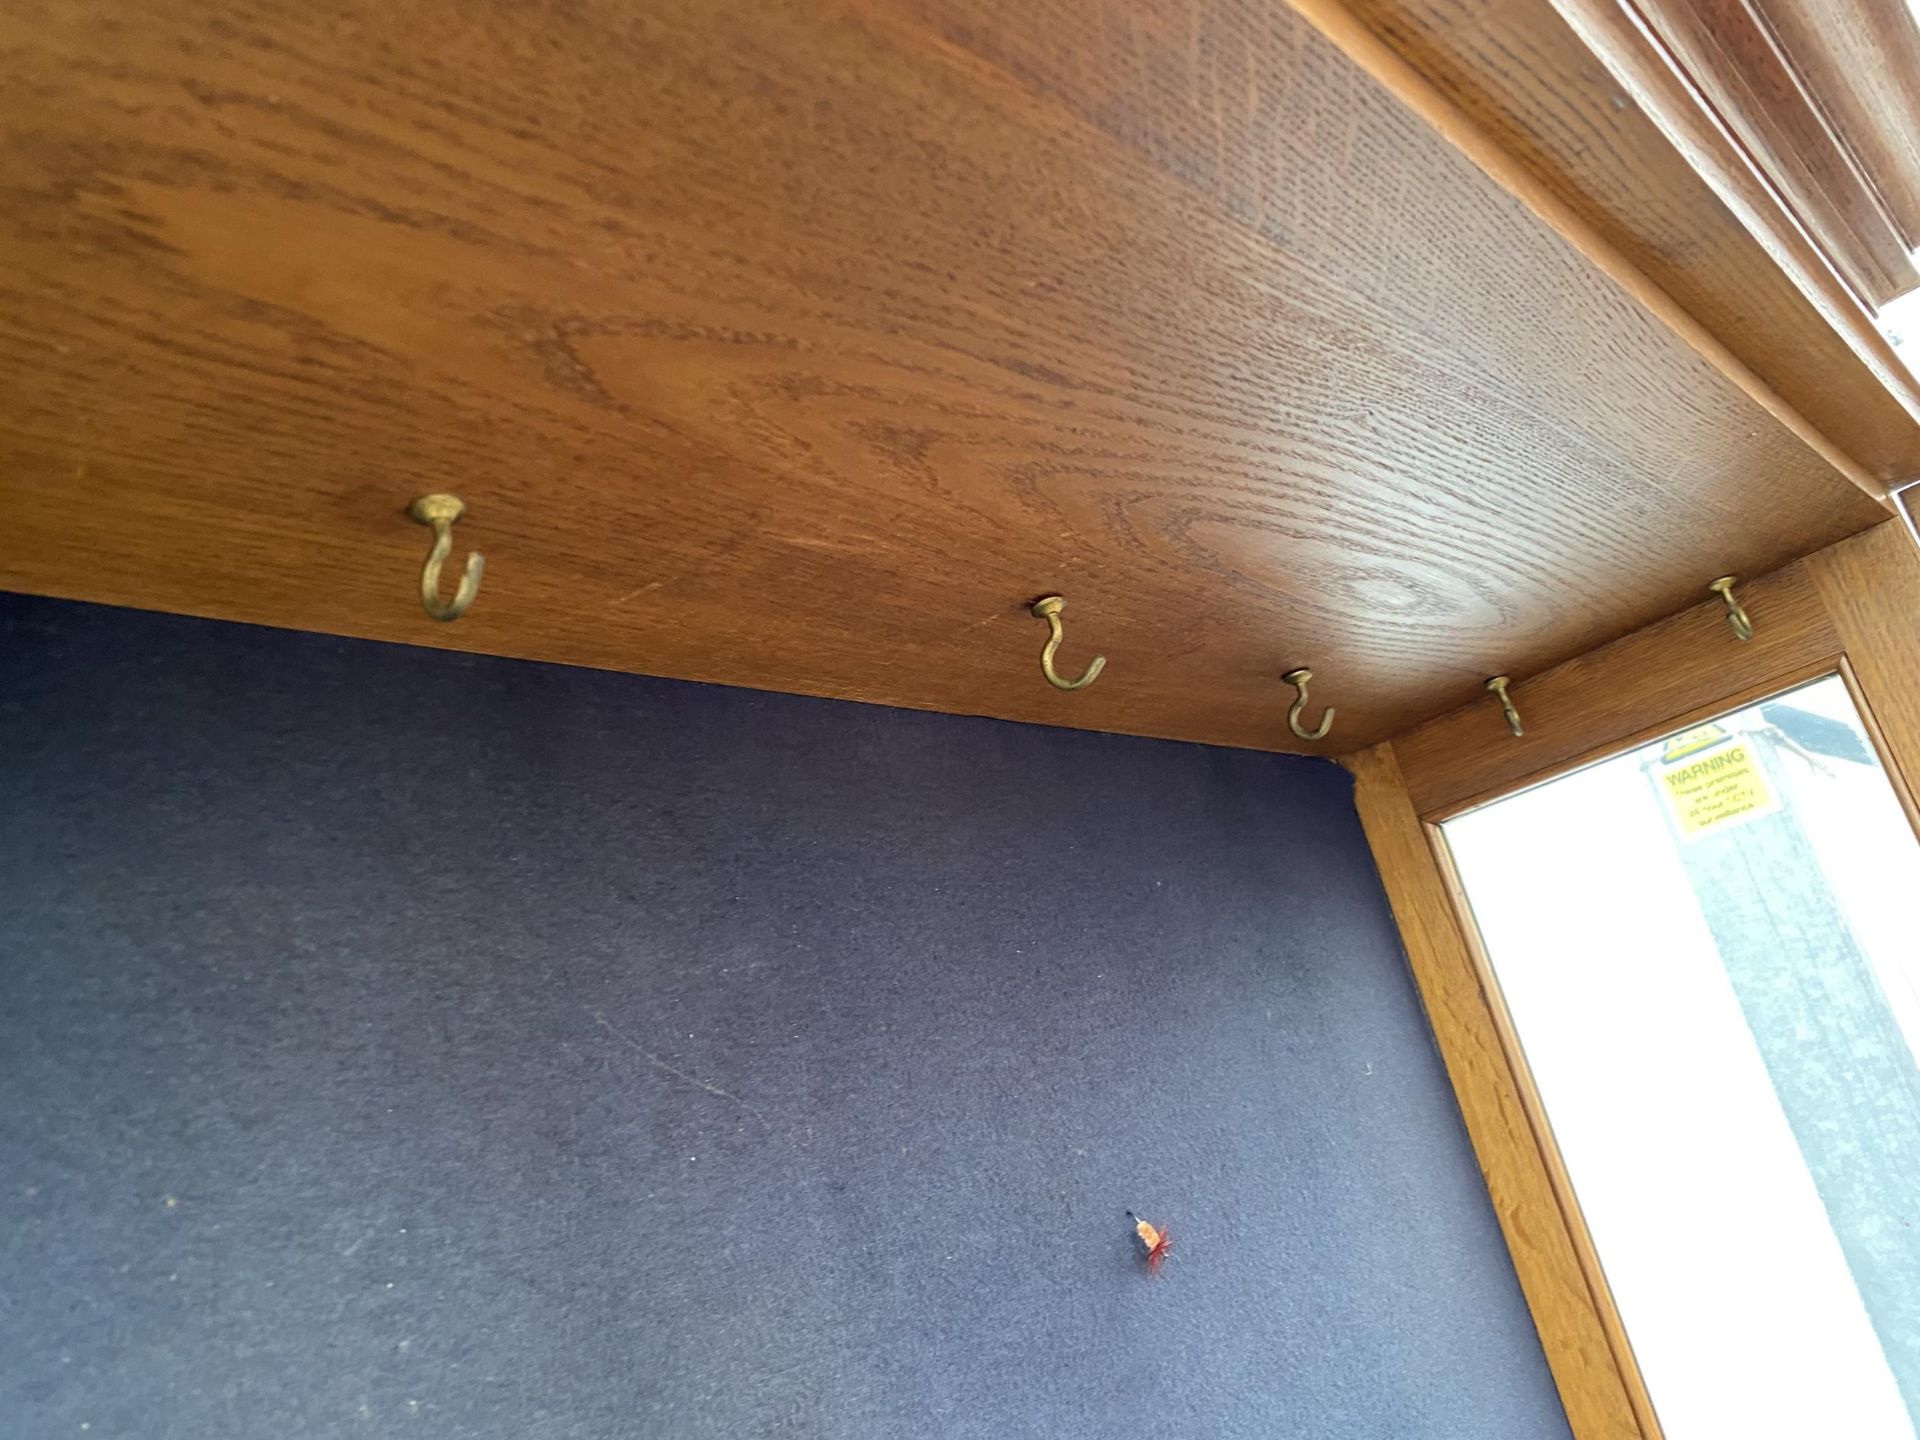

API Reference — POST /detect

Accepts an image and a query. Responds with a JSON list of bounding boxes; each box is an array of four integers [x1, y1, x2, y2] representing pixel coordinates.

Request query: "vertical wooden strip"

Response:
[[1809, 520, 1920, 815], [1349, 743, 1654, 1439], [1423, 826, 1671, 1440]]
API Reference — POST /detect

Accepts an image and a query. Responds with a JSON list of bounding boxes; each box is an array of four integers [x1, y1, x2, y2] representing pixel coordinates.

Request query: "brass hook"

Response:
[[1030, 595, 1105, 691], [1708, 576, 1753, 642], [1281, 668, 1335, 742], [1486, 675, 1524, 738], [409, 493, 484, 622]]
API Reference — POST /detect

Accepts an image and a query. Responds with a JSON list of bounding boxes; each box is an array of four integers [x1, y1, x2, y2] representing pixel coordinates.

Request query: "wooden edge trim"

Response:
[[1424, 820, 1666, 1440], [1426, 652, 1844, 823], [1808, 520, 1920, 828], [1348, 743, 1653, 1438], [1280, 0, 1892, 503], [1613, 0, 1917, 310], [1837, 654, 1920, 846], [1559, 0, 1920, 426], [1391, 559, 1846, 818]]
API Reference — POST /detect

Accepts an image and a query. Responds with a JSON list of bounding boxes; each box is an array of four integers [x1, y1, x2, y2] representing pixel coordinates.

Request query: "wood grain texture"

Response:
[[1810, 521, 1920, 819], [1391, 560, 1843, 815], [1283, 0, 1884, 499], [1348, 743, 1655, 1439], [1625, 0, 1917, 308], [1755, 0, 1920, 256], [0, 0, 1890, 753], [1344, 0, 1920, 482]]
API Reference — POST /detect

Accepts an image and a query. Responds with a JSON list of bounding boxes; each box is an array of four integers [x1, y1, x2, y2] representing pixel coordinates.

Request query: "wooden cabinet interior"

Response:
[[9, 9, 1920, 1434], [0, 0, 1912, 754]]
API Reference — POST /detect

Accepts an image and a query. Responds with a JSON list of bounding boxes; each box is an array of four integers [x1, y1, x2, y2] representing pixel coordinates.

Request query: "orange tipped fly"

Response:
[[1126, 1211, 1172, 1277]]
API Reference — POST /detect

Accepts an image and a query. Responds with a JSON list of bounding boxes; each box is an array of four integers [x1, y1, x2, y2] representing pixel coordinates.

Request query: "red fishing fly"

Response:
[[1126, 1211, 1172, 1277]]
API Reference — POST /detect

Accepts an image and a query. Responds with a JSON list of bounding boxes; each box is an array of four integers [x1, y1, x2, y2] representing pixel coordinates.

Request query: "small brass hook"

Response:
[[1486, 675, 1524, 738], [1708, 576, 1753, 642], [1281, 668, 1335, 742], [1030, 595, 1105, 691], [410, 493, 484, 622]]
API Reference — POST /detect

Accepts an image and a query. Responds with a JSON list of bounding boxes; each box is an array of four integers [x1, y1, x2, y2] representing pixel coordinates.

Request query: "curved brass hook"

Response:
[[410, 493, 484, 622], [1030, 595, 1105, 691], [1281, 668, 1335, 742], [1486, 675, 1524, 738], [1708, 575, 1753, 642]]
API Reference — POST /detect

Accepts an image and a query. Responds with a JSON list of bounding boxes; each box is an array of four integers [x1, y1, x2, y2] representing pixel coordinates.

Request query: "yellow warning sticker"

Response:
[[1658, 737, 1779, 838], [1661, 723, 1730, 764]]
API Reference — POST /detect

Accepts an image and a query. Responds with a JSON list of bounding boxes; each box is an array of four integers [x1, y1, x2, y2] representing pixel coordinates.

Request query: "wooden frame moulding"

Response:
[[1330, 0, 1920, 484], [1347, 743, 1657, 1440], [1282, 0, 1896, 503], [1349, 518, 1920, 1439]]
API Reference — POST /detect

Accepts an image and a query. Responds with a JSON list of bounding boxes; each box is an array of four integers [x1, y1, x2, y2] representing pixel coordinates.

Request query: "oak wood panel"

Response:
[[1626, 0, 1916, 308], [0, 0, 1888, 753], [1343, 0, 1920, 482], [1810, 521, 1920, 819], [1390, 560, 1843, 815], [1752, 0, 1920, 260], [1349, 743, 1654, 1439], [1283, 0, 1884, 500]]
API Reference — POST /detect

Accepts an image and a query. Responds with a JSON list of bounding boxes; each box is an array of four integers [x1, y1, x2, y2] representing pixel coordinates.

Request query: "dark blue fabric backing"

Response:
[[0, 594, 1569, 1439]]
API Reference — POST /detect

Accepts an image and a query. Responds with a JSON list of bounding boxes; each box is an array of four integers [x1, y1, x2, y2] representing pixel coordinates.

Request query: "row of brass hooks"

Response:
[[407, 503, 1751, 751], [1478, 574, 1756, 740], [1030, 595, 1334, 743], [398, 511, 1336, 739]]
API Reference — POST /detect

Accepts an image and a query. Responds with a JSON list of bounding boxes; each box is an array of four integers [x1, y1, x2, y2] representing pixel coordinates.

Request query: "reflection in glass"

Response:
[[1445, 675, 1920, 1440]]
